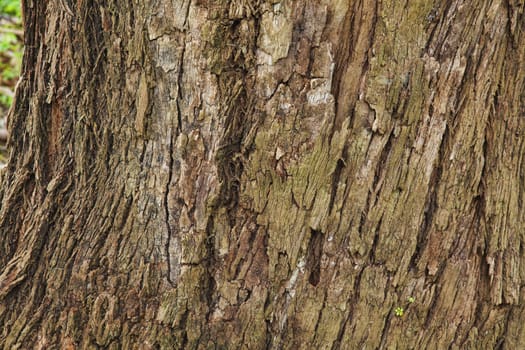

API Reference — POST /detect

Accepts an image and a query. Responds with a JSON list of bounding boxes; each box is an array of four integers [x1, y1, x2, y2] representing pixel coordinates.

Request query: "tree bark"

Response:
[[1, 0, 525, 348]]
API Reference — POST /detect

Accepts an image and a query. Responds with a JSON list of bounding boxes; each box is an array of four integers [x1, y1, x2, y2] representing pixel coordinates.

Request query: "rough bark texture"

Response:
[[1, 0, 525, 348]]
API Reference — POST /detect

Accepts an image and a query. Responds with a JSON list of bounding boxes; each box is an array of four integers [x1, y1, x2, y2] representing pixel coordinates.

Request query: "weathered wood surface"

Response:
[[1, 0, 524, 348]]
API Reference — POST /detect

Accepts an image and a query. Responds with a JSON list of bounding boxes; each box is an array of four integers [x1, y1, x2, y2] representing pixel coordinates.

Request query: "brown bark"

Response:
[[1, 0, 525, 348]]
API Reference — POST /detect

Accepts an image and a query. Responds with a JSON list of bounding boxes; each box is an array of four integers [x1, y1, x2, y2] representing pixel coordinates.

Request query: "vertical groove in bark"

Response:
[[164, 129, 175, 285], [0, 0, 524, 349]]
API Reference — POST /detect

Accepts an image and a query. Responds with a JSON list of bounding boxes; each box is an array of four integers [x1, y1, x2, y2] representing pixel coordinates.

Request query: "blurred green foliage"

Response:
[[0, 0, 21, 17], [0, 0, 22, 111]]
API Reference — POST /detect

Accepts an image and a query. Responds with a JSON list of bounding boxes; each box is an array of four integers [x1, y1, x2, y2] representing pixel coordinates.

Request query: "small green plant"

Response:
[[394, 307, 404, 317], [407, 296, 415, 303]]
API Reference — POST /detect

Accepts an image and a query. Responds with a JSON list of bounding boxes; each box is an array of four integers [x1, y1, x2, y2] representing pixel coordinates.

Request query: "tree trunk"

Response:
[[1, 0, 524, 348]]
